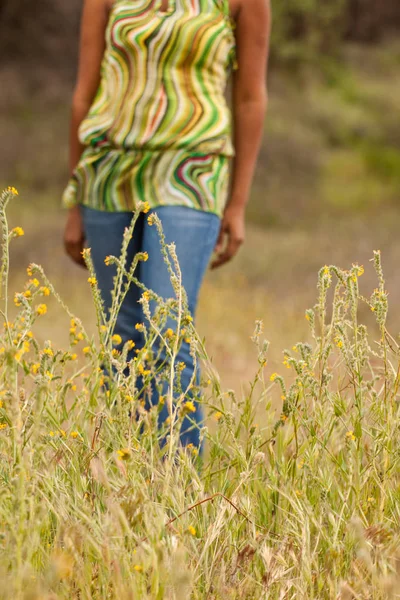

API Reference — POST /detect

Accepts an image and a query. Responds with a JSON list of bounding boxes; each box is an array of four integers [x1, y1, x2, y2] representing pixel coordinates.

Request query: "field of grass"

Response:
[[1, 187, 400, 598], [2, 44, 400, 393], [1, 41, 400, 597]]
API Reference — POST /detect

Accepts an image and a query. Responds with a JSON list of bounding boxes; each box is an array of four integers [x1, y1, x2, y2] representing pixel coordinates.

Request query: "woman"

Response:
[[63, 0, 270, 451]]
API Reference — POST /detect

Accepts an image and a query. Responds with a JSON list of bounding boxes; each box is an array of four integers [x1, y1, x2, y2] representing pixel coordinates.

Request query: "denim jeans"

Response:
[[81, 205, 221, 450]]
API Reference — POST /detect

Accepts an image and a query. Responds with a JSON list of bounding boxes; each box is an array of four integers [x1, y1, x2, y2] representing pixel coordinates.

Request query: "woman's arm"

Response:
[[212, 0, 271, 269], [64, 0, 109, 266]]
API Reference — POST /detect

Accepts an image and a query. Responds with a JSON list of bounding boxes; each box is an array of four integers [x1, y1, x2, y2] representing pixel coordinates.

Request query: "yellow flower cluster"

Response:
[[11, 226, 24, 237], [117, 448, 131, 460], [183, 400, 196, 414], [7, 186, 19, 195], [36, 304, 47, 316], [112, 334, 122, 346]]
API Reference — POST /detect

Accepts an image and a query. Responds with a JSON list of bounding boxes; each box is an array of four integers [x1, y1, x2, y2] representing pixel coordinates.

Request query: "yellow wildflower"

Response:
[[134, 565, 143, 572], [83, 347, 91, 356], [177, 361, 186, 371], [31, 363, 40, 375], [270, 373, 278, 382], [139, 251, 149, 262], [112, 334, 122, 346], [147, 214, 155, 226], [111, 348, 120, 358], [23, 290, 31, 299], [183, 401, 196, 414], [135, 323, 145, 331], [11, 226, 24, 237], [100, 325, 107, 333], [353, 263, 364, 277], [142, 291, 150, 302], [141, 201, 151, 214], [117, 448, 131, 461], [46, 371, 53, 380], [43, 347, 53, 357], [7, 186, 18, 195], [70, 431, 79, 439], [184, 314, 193, 324], [165, 328, 174, 338], [346, 430, 356, 441], [76, 332, 84, 341], [87, 277, 97, 286], [137, 363, 150, 376], [15, 350, 24, 362], [36, 304, 47, 316], [159, 395, 165, 405], [30, 278, 40, 287], [214, 411, 223, 421], [126, 340, 135, 350], [40, 286, 50, 296], [0, 423, 8, 430], [187, 526, 196, 536], [104, 256, 111, 266]]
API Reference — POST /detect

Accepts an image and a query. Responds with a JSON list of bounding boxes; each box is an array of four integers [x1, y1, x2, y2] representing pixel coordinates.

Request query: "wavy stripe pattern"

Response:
[[63, 0, 236, 214]]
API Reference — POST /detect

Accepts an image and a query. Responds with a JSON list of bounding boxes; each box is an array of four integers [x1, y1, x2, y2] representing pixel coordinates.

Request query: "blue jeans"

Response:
[[81, 205, 221, 450]]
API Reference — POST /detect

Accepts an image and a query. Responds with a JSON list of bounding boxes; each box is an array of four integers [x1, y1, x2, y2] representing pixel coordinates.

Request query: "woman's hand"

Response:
[[64, 206, 86, 267], [211, 204, 245, 269]]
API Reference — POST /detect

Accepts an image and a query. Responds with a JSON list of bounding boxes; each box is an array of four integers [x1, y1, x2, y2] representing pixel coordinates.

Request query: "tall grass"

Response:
[[1, 187, 400, 599]]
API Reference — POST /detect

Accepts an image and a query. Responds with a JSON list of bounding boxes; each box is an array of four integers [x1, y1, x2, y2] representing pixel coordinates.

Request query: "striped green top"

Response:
[[63, 0, 237, 214]]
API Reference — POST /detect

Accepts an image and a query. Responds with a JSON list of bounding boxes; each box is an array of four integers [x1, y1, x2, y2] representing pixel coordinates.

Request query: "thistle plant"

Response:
[[0, 187, 400, 599]]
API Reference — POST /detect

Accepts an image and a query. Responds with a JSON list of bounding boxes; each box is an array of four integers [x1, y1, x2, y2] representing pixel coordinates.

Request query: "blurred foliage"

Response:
[[1, 0, 400, 79], [270, 0, 400, 68], [270, 0, 347, 66]]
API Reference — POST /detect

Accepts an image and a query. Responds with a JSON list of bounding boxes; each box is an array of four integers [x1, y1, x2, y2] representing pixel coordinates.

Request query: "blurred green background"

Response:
[[0, 0, 400, 390]]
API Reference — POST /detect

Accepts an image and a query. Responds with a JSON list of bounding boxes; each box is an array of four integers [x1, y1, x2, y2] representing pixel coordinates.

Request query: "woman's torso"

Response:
[[79, 0, 237, 157]]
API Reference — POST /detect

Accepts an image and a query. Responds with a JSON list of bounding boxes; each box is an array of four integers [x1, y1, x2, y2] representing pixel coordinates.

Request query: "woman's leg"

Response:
[[80, 206, 145, 351], [140, 206, 221, 450]]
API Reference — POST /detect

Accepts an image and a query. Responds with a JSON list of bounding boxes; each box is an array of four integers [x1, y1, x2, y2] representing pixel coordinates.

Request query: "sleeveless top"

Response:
[[62, 0, 237, 215]]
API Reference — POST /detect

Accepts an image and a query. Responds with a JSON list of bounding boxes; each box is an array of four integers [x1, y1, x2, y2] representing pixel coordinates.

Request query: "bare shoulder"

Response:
[[105, 0, 117, 12], [231, 0, 270, 20]]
